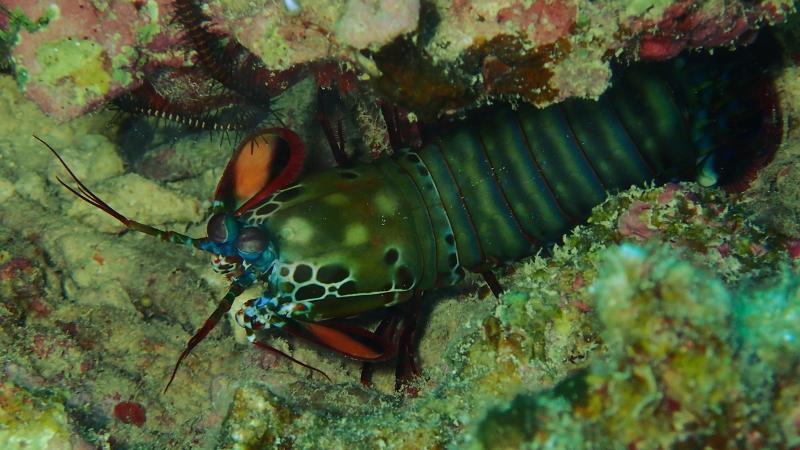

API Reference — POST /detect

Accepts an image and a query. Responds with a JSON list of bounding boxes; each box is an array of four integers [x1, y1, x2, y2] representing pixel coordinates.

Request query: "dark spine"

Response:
[[113, 74, 260, 131], [172, 0, 274, 107]]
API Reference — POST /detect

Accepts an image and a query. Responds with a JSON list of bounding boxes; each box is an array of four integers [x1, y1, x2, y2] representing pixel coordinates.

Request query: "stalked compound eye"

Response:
[[207, 213, 240, 244], [235, 226, 269, 259]]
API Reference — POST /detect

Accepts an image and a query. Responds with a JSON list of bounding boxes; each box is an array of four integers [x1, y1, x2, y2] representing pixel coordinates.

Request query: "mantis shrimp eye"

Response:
[[235, 226, 268, 258], [207, 213, 239, 244]]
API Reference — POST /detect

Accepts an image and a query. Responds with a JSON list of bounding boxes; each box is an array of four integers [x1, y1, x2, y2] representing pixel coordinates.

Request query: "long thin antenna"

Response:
[[35, 135, 211, 251]]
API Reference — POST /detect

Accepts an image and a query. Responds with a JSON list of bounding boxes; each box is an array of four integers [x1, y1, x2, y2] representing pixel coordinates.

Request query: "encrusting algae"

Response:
[[0, 2, 799, 449], [463, 244, 800, 450]]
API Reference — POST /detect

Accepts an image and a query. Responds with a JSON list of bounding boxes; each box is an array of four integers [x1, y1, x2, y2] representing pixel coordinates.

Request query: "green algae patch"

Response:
[[0, 383, 75, 450], [254, 17, 295, 70], [460, 246, 800, 450], [0, 4, 61, 90], [111, 45, 137, 87], [622, 0, 674, 19], [34, 38, 111, 108], [136, 0, 161, 45], [0, 5, 60, 47]]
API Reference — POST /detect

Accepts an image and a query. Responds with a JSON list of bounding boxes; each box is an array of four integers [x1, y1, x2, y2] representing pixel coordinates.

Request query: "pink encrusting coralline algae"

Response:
[[1, 0, 794, 118]]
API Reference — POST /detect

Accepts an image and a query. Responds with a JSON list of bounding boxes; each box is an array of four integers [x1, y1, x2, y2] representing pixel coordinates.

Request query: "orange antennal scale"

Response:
[[213, 128, 306, 214]]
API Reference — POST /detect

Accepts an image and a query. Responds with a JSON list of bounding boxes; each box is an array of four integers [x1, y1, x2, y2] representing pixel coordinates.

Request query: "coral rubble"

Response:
[[0, 2, 798, 449], [1, 0, 794, 119], [0, 67, 799, 447], [1, 0, 175, 117], [0, 382, 92, 449], [463, 245, 800, 450]]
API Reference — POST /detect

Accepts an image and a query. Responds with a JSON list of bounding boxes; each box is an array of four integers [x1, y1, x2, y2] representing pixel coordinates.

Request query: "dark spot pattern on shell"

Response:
[[445, 234, 455, 245], [294, 264, 313, 283], [256, 202, 279, 216], [317, 265, 350, 284], [338, 280, 357, 295], [384, 248, 399, 265], [295, 284, 325, 300], [273, 186, 304, 202]]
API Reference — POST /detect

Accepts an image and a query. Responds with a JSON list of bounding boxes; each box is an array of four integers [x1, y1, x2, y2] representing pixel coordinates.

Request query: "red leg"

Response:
[[360, 314, 402, 387], [358, 293, 425, 395], [394, 293, 423, 396], [380, 102, 423, 151]]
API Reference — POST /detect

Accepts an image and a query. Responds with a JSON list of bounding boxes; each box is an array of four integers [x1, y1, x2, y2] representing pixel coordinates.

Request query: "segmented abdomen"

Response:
[[394, 67, 698, 281], [239, 59, 771, 312]]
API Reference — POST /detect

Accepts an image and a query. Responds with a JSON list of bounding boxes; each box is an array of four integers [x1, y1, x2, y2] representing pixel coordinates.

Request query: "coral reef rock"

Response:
[[1, 0, 794, 118]]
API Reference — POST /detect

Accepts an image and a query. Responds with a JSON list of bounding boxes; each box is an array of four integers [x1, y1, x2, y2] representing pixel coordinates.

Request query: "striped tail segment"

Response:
[[656, 44, 783, 189], [395, 56, 775, 281]]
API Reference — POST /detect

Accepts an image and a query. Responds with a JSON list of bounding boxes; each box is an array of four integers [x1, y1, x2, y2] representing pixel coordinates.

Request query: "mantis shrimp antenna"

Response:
[[36, 135, 212, 251]]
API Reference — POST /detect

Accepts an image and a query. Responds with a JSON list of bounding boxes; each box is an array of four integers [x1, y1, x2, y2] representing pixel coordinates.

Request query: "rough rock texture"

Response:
[[459, 245, 800, 450], [0, 0, 794, 119], [1, 58, 799, 445], [0, 5, 798, 450], [0, 383, 94, 449], [743, 16, 800, 238], [1, 0, 180, 117]]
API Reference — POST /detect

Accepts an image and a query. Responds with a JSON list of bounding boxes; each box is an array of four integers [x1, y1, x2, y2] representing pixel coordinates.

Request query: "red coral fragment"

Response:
[[639, 35, 686, 61], [657, 183, 679, 204], [638, 1, 756, 61], [114, 401, 147, 427], [495, 0, 576, 45]]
